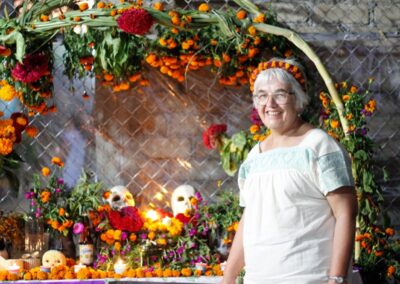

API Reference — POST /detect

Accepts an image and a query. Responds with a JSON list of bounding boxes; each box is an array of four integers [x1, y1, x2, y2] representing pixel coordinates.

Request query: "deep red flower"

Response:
[[202, 124, 227, 149], [117, 8, 153, 35], [108, 206, 143, 232], [10, 112, 29, 143], [250, 107, 262, 126], [175, 213, 192, 224], [11, 53, 49, 83]]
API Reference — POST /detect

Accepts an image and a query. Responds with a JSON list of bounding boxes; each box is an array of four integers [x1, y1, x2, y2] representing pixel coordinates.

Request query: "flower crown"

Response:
[[249, 60, 306, 93]]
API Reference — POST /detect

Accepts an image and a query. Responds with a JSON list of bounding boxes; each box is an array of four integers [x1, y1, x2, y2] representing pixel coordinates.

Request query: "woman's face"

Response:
[[253, 79, 298, 133]]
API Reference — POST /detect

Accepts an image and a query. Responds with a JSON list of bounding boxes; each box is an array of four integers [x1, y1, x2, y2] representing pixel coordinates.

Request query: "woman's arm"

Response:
[[221, 211, 245, 284], [326, 186, 358, 284]]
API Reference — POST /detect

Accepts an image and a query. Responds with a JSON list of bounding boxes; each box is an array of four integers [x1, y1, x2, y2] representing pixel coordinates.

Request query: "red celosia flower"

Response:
[[10, 112, 29, 143], [108, 206, 143, 232], [202, 124, 227, 149], [250, 107, 262, 126], [11, 53, 49, 83], [175, 213, 191, 224], [117, 8, 153, 35]]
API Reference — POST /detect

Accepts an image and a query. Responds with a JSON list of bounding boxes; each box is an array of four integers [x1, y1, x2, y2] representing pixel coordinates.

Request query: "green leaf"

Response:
[[231, 132, 247, 149], [354, 150, 368, 161], [0, 31, 26, 62]]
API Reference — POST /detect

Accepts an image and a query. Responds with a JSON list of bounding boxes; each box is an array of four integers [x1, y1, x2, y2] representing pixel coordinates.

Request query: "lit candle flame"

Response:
[[146, 210, 159, 221]]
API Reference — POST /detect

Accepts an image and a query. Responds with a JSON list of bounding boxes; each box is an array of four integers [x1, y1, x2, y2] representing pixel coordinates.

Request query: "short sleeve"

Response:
[[316, 148, 354, 195], [237, 144, 260, 207]]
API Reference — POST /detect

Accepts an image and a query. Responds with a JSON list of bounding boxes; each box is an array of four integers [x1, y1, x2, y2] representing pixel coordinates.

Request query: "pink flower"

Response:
[[73, 222, 84, 234], [117, 8, 153, 35], [11, 53, 49, 83]]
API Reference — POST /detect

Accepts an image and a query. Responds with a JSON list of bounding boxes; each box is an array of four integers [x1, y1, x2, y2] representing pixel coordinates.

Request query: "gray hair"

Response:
[[253, 59, 309, 112]]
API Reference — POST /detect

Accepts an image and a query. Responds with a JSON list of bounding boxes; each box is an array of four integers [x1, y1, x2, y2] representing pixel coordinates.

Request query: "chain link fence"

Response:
[[1, 0, 399, 228]]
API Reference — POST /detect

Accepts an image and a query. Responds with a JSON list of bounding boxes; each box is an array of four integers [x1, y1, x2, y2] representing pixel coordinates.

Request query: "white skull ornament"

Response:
[[106, 185, 135, 210], [171, 184, 195, 217]]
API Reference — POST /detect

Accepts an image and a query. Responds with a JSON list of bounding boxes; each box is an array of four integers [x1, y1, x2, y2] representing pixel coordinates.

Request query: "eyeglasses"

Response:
[[253, 90, 294, 106]]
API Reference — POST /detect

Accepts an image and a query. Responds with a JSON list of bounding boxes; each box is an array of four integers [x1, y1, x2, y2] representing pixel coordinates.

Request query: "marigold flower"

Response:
[[248, 26, 257, 36], [385, 227, 395, 236], [0, 46, 11, 57], [0, 80, 16, 101], [148, 231, 156, 240], [342, 94, 350, 102], [40, 14, 50, 22], [129, 233, 137, 242], [51, 156, 64, 167], [253, 13, 266, 23], [198, 3, 210, 12], [58, 207, 65, 216], [153, 2, 164, 11], [114, 241, 121, 251], [0, 138, 13, 155], [42, 167, 51, 177], [330, 119, 340, 129], [41, 191, 51, 203], [79, 2, 89, 11], [387, 265, 396, 277], [249, 124, 260, 134], [236, 10, 247, 20], [117, 8, 153, 35], [97, 1, 105, 8]]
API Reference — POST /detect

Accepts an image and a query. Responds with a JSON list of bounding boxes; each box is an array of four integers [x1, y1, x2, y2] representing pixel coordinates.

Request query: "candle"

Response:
[[7, 264, 20, 275], [195, 262, 207, 273], [114, 260, 127, 275], [40, 266, 51, 273], [74, 263, 86, 273]]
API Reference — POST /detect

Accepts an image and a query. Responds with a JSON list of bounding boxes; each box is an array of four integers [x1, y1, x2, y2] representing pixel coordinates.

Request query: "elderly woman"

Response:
[[221, 59, 358, 284]]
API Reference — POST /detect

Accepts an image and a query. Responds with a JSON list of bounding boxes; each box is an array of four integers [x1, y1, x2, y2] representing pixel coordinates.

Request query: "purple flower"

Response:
[[73, 222, 84, 234], [30, 200, 36, 207], [169, 251, 174, 257], [25, 191, 35, 199], [359, 127, 368, 136], [140, 233, 147, 240], [111, 249, 116, 255], [55, 188, 61, 193], [121, 231, 128, 241], [191, 243, 197, 249], [189, 228, 197, 237], [57, 178, 64, 185], [194, 213, 200, 220], [177, 246, 184, 254], [194, 192, 203, 202]]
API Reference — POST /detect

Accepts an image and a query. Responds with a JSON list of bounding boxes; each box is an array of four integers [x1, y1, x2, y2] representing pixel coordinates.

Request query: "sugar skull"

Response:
[[106, 185, 135, 210], [42, 250, 66, 269], [171, 184, 195, 217]]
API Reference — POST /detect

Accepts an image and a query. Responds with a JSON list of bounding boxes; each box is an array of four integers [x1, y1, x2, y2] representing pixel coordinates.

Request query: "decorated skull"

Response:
[[42, 250, 66, 269], [106, 185, 135, 210], [171, 184, 195, 216]]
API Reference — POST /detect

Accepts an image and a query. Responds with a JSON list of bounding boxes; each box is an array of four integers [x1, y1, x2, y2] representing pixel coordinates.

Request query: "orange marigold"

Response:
[[42, 167, 51, 177], [51, 156, 64, 167], [79, 2, 89, 11], [236, 10, 247, 20], [198, 3, 210, 12]]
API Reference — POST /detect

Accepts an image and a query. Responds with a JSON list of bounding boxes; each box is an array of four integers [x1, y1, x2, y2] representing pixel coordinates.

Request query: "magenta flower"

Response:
[[73, 222, 84, 234], [11, 53, 49, 83], [117, 8, 153, 35]]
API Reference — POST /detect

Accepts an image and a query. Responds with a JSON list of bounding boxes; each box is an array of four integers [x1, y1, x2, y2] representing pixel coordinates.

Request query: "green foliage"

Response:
[[67, 170, 104, 221], [220, 131, 254, 176]]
